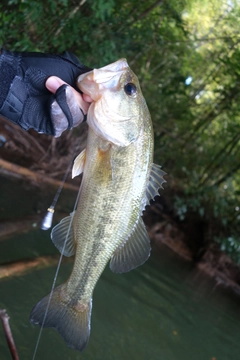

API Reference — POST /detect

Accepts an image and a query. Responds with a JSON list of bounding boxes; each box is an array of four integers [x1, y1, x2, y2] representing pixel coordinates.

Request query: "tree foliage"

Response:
[[1, 0, 240, 260]]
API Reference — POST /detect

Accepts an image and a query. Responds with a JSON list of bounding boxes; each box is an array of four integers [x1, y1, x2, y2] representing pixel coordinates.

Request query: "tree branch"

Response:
[[0, 255, 72, 280], [0, 159, 79, 192], [137, 0, 164, 20], [0, 309, 19, 360], [198, 132, 240, 187], [117, 0, 164, 34], [55, 0, 87, 37]]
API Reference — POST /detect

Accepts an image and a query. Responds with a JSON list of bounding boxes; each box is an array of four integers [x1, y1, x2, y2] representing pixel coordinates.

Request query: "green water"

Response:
[[0, 177, 240, 360]]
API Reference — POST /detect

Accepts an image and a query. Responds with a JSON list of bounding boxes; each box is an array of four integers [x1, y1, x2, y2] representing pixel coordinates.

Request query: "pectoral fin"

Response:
[[51, 212, 76, 257], [72, 149, 86, 178], [146, 163, 166, 205], [110, 217, 150, 273]]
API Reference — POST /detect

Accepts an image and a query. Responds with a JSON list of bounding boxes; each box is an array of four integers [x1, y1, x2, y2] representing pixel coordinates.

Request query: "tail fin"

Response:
[[30, 285, 92, 352]]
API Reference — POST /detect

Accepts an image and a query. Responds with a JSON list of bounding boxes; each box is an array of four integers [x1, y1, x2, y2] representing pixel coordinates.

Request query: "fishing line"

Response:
[[31, 172, 82, 360]]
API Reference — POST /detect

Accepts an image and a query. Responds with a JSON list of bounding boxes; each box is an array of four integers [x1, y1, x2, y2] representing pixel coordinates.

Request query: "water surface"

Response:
[[0, 177, 240, 360]]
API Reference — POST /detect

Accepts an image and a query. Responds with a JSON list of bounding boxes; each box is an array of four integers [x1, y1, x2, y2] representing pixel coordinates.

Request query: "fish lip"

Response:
[[77, 78, 100, 101], [77, 70, 92, 83], [77, 58, 130, 98], [94, 58, 128, 73]]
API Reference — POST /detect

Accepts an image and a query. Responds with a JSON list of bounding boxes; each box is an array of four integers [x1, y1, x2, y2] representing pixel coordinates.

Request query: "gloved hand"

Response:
[[0, 49, 92, 136]]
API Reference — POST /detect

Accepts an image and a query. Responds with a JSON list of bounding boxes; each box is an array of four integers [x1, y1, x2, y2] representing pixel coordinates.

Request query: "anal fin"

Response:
[[110, 217, 150, 274]]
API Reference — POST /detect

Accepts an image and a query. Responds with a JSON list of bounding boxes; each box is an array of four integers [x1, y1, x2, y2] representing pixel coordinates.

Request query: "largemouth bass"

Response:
[[30, 59, 166, 352]]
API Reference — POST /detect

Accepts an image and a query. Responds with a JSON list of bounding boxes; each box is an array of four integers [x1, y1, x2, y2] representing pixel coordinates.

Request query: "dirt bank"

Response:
[[144, 198, 240, 295]]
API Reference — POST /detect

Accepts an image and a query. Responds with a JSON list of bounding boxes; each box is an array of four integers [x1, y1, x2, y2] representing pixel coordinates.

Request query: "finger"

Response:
[[45, 76, 90, 114], [65, 86, 86, 127], [45, 76, 64, 93], [82, 93, 93, 103], [51, 100, 69, 138]]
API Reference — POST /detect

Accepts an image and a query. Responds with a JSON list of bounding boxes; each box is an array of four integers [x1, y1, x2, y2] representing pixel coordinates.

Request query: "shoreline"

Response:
[[145, 208, 240, 296]]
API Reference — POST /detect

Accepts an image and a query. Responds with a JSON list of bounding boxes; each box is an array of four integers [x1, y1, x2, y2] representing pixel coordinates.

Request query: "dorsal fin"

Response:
[[109, 217, 151, 273], [145, 163, 166, 205], [51, 212, 76, 257], [72, 149, 86, 178]]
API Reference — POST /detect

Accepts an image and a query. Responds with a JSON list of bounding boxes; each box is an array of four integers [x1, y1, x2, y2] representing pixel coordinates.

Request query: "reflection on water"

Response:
[[0, 178, 240, 359]]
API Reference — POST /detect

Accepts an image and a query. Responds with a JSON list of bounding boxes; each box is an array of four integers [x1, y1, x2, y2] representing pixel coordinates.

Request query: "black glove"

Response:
[[0, 49, 92, 136]]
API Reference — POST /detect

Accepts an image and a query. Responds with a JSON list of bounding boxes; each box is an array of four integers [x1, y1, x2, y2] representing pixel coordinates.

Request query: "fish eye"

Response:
[[124, 83, 137, 96]]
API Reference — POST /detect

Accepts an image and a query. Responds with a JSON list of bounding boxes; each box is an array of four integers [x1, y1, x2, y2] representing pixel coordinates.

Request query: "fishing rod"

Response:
[[41, 160, 73, 231]]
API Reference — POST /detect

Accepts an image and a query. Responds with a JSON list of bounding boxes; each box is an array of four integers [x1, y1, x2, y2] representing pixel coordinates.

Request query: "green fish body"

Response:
[[30, 59, 165, 352]]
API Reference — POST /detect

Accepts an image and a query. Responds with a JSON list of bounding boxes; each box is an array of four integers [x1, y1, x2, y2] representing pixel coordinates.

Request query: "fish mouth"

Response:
[[77, 73, 99, 101], [77, 59, 129, 100], [93, 58, 128, 78]]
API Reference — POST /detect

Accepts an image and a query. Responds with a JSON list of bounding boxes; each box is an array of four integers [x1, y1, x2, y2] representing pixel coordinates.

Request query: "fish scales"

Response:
[[30, 59, 166, 352], [69, 123, 153, 300]]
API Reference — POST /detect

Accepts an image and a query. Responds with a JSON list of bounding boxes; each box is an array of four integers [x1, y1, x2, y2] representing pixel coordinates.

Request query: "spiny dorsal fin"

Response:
[[145, 163, 166, 206], [72, 149, 86, 179], [51, 212, 76, 257], [109, 217, 151, 274]]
